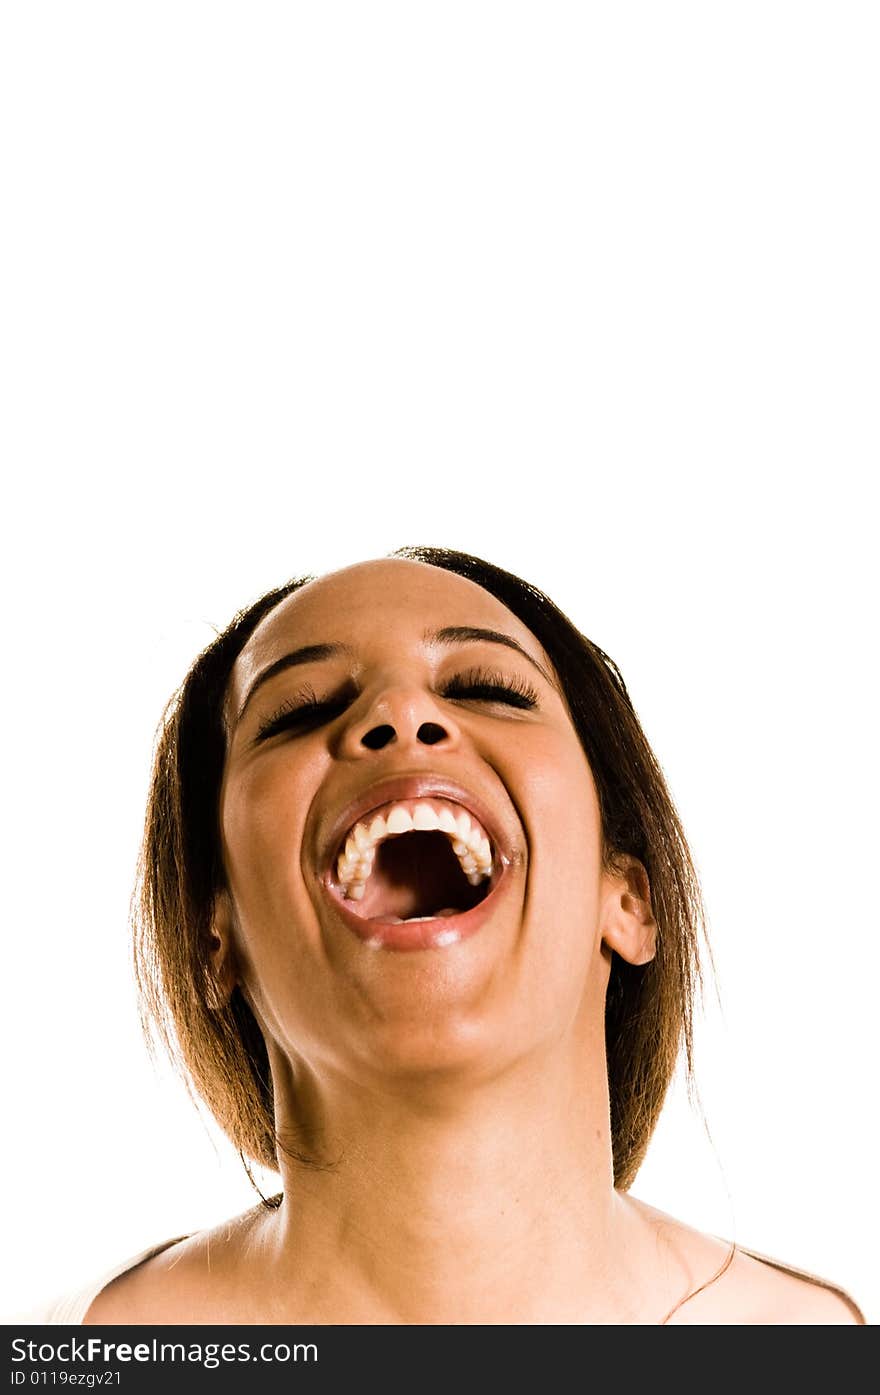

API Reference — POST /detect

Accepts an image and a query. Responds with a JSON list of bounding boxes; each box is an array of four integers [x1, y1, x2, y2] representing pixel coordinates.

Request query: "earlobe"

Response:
[[601, 855, 657, 967], [208, 890, 238, 1009]]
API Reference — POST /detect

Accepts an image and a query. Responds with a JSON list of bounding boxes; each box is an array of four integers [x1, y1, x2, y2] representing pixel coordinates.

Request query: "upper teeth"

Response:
[[335, 798, 494, 900]]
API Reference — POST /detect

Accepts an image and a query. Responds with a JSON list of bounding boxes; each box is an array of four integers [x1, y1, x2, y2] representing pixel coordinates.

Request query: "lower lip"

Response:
[[322, 866, 510, 952]]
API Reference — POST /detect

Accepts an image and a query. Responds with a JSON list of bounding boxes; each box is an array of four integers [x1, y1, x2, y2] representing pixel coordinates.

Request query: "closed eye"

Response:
[[255, 685, 354, 741], [440, 668, 539, 710]]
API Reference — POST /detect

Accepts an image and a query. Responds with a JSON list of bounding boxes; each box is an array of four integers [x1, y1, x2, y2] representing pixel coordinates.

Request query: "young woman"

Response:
[[47, 547, 865, 1323]]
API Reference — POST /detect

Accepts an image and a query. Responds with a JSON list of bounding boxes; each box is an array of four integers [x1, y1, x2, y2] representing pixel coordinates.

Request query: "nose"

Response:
[[360, 721, 446, 751], [337, 680, 458, 758]]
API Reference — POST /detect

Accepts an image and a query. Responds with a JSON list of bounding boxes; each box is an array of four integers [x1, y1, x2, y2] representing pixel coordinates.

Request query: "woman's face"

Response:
[[218, 559, 622, 1086]]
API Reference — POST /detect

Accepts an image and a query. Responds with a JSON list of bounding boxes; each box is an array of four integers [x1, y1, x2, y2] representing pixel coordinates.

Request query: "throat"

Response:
[[348, 831, 486, 921]]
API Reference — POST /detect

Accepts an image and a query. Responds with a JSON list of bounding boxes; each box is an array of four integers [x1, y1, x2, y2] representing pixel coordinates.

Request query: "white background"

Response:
[[1, 3, 877, 1324]]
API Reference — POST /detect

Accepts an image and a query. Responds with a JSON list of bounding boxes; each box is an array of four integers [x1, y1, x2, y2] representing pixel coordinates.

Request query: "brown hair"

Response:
[[133, 546, 708, 1193]]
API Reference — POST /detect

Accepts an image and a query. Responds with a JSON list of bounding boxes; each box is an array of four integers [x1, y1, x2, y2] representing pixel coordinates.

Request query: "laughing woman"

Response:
[[50, 547, 863, 1324]]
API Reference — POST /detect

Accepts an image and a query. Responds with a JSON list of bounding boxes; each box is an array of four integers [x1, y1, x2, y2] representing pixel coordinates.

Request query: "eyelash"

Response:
[[441, 668, 539, 709], [255, 668, 540, 741]]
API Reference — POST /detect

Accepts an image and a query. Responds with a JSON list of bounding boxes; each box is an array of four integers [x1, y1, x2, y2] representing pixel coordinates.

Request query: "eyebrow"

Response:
[[426, 626, 555, 686], [237, 643, 352, 722], [236, 625, 555, 724]]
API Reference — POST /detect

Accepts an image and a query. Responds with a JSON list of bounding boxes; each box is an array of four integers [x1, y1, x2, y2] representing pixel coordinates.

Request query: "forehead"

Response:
[[229, 558, 548, 706]]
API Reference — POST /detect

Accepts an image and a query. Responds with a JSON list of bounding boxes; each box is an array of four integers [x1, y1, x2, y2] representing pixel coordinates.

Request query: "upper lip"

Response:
[[317, 770, 516, 878]]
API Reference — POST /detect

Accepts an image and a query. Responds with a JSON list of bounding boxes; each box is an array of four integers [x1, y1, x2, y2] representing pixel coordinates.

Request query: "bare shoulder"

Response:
[[626, 1196, 865, 1325], [723, 1246, 866, 1326], [83, 1235, 196, 1324], [84, 1204, 266, 1325]]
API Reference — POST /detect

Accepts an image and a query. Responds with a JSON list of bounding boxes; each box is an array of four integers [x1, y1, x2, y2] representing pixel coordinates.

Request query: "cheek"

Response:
[[219, 751, 321, 921], [219, 756, 332, 1047], [509, 726, 605, 928]]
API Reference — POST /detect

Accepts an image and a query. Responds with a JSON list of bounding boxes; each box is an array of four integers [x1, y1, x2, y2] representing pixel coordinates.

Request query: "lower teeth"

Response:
[[389, 908, 460, 923]]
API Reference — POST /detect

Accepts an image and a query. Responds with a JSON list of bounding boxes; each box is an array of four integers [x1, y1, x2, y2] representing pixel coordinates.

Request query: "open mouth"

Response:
[[324, 796, 504, 951]]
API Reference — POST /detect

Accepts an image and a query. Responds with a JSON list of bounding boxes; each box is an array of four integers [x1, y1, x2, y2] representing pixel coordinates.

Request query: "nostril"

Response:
[[361, 724, 396, 751], [417, 722, 446, 746]]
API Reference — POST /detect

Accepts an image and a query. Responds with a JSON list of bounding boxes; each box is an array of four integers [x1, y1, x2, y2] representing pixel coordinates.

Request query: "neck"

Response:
[[257, 1035, 655, 1324]]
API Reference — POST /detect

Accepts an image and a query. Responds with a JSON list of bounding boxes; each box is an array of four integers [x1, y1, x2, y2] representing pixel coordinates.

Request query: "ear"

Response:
[[207, 889, 238, 1009], [600, 854, 657, 967]]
